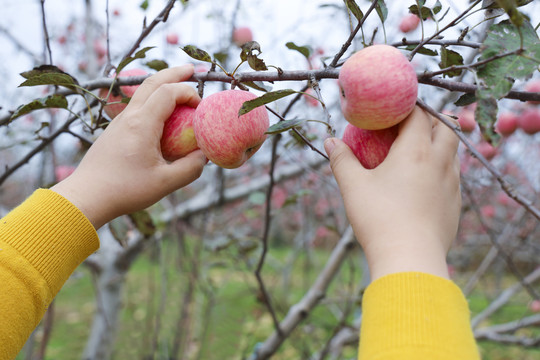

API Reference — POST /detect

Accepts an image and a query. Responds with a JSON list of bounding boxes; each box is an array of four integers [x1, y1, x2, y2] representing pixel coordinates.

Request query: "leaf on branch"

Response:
[[344, 0, 364, 22], [140, 0, 149, 10], [439, 46, 464, 77], [454, 93, 477, 107], [238, 89, 297, 116], [10, 94, 68, 121], [475, 87, 500, 145], [182, 45, 214, 63], [478, 20, 540, 99], [247, 55, 268, 71], [145, 59, 169, 71], [265, 118, 307, 135], [285, 42, 312, 59], [243, 81, 272, 92], [19, 65, 79, 90], [375, 0, 388, 23], [408, 4, 432, 20], [117, 46, 155, 73], [213, 51, 228, 65], [128, 210, 156, 237], [404, 45, 438, 56], [482, 0, 533, 26]]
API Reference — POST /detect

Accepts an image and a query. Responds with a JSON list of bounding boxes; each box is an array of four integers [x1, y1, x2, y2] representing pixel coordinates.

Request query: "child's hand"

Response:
[[52, 65, 207, 229], [325, 107, 461, 280]]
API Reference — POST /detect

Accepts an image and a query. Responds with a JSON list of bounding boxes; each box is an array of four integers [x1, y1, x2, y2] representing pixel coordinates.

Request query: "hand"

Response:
[[325, 107, 461, 280], [52, 65, 207, 229]]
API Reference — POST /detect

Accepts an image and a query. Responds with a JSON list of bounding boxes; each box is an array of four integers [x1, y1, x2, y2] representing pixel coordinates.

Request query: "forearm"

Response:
[[358, 272, 480, 360], [0, 189, 99, 359]]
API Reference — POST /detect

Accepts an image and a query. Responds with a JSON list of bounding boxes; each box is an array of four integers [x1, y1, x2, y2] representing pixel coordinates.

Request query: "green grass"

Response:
[[16, 239, 540, 359]]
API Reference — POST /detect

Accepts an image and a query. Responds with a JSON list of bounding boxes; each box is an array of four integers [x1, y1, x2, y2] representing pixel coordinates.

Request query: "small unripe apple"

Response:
[[193, 90, 269, 169], [232, 26, 253, 47], [518, 108, 540, 135], [166, 32, 179, 45], [495, 112, 518, 136], [338, 44, 418, 130], [524, 80, 540, 105], [457, 109, 477, 133], [99, 68, 148, 119], [161, 105, 198, 161], [399, 14, 421, 33], [342, 123, 399, 169]]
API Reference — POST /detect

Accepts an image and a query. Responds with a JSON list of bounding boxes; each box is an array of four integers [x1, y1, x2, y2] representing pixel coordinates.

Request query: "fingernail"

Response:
[[324, 138, 336, 156]]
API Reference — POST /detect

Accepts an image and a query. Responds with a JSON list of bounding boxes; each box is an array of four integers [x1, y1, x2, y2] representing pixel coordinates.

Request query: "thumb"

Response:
[[324, 137, 366, 188], [162, 149, 207, 191]]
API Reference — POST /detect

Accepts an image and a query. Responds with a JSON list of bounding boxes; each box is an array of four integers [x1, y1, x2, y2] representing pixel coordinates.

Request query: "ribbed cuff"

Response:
[[358, 272, 480, 360], [0, 189, 99, 296]]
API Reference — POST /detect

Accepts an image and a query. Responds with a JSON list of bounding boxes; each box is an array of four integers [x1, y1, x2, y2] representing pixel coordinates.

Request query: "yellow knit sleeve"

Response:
[[0, 189, 99, 360], [358, 272, 481, 360]]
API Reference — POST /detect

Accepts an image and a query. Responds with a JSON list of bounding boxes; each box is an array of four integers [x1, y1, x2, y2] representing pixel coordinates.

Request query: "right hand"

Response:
[[324, 107, 461, 281]]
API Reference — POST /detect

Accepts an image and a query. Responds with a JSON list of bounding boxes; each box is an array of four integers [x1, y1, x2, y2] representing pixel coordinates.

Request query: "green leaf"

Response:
[[19, 65, 79, 90], [10, 94, 68, 121], [238, 89, 297, 116], [265, 119, 307, 135], [344, 0, 364, 22], [182, 45, 213, 63], [482, 0, 533, 26], [213, 51, 228, 65], [433, 0, 442, 14], [285, 42, 312, 59], [128, 210, 156, 237], [248, 191, 266, 205], [439, 46, 464, 77], [145, 59, 169, 71], [474, 88, 500, 145], [409, 4, 432, 20], [283, 189, 312, 207], [478, 20, 540, 99], [375, 0, 388, 23], [140, 0, 149, 10], [454, 93, 477, 107], [404, 45, 438, 56], [243, 81, 272, 92], [117, 46, 155, 73], [247, 54, 268, 71]]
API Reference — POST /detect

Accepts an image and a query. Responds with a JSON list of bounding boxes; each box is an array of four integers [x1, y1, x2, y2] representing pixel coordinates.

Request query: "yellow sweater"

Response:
[[0, 189, 480, 360]]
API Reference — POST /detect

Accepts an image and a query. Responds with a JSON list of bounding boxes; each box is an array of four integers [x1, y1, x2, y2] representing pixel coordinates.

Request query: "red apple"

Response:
[[476, 142, 497, 160], [457, 109, 477, 133], [193, 90, 269, 169], [99, 68, 148, 119], [338, 44, 418, 130], [161, 105, 198, 161], [518, 108, 540, 135], [55, 165, 76, 182], [342, 123, 399, 169], [113, 8, 121, 17], [232, 26, 253, 47], [399, 14, 421, 33], [303, 88, 319, 107], [529, 299, 540, 313], [480, 205, 496, 218], [524, 80, 540, 105], [166, 32, 179, 45], [495, 112, 518, 136]]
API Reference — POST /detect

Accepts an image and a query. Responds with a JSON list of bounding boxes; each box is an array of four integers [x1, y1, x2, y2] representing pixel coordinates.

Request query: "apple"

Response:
[[166, 32, 179, 45], [93, 40, 107, 59], [399, 14, 421, 33], [160, 105, 198, 161], [342, 123, 399, 169], [232, 26, 253, 47], [529, 299, 540, 313], [480, 205, 496, 218], [338, 44, 418, 130], [518, 108, 540, 135], [55, 165, 76, 182], [99, 68, 148, 119], [113, 8, 121, 17], [524, 80, 540, 105], [495, 112, 518, 136], [476, 142, 497, 160], [303, 88, 319, 107], [457, 109, 476, 133], [193, 90, 269, 169]]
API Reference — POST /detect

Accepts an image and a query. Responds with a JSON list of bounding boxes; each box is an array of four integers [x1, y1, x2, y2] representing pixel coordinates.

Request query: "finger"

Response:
[[324, 137, 366, 193], [128, 64, 195, 109], [161, 149, 207, 192], [433, 114, 460, 158], [138, 83, 200, 126], [393, 106, 433, 149]]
